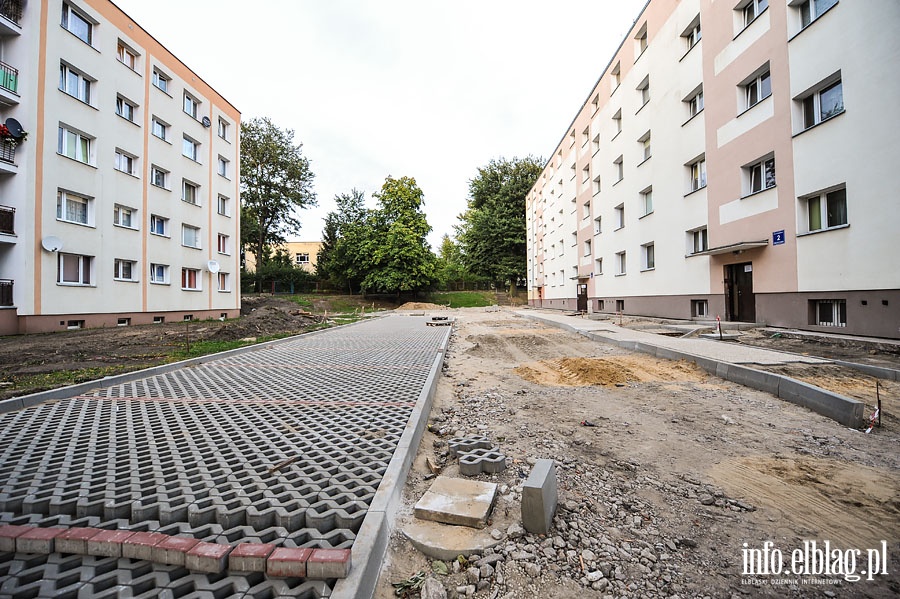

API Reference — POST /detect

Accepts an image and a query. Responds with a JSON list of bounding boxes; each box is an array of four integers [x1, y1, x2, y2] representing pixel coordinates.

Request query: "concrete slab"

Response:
[[401, 519, 501, 561], [522, 459, 558, 535], [414, 477, 497, 529]]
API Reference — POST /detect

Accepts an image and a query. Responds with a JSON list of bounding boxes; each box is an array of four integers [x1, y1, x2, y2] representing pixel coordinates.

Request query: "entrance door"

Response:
[[577, 283, 588, 312], [724, 263, 755, 322]]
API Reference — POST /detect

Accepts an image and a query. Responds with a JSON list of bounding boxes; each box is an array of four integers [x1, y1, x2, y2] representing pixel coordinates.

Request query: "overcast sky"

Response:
[[113, 0, 647, 249]]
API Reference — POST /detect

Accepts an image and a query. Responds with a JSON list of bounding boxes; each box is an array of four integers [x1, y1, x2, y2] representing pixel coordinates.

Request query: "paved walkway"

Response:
[[0, 314, 450, 598], [519, 310, 829, 365]]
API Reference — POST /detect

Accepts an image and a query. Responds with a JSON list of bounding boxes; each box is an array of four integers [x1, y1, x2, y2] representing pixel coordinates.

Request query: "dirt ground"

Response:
[[375, 309, 900, 598]]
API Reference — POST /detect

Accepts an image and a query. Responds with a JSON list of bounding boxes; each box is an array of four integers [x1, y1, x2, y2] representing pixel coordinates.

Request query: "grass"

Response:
[[428, 291, 496, 308]]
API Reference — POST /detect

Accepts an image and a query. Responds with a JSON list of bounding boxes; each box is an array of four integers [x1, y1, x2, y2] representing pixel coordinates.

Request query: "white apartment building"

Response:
[[527, 0, 900, 339], [0, 0, 241, 335]]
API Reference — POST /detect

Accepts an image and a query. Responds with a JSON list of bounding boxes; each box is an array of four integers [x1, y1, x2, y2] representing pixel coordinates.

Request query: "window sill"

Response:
[[150, 281, 170, 286], [58, 153, 97, 168], [684, 185, 707, 198], [181, 288, 202, 292], [181, 200, 201, 207], [798, 223, 849, 237], [788, 1, 839, 42], [217, 212, 231, 218], [684, 250, 706, 258], [634, 47, 647, 64], [117, 60, 141, 76], [150, 232, 170, 238], [792, 109, 845, 138], [182, 156, 202, 164], [635, 101, 649, 116], [218, 251, 231, 256], [611, 131, 621, 142], [218, 174, 231, 181], [737, 94, 772, 119], [611, 83, 620, 97], [594, 231, 601, 236], [57, 282, 96, 288], [218, 134, 231, 144], [182, 245, 202, 250], [115, 169, 140, 179], [682, 109, 704, 127], [637, 156, 651, 168], [114, 278, 139, 283], [639, 211, 654, 220], [740, 184, 776, 200], [615, 273, 626, 277], [58, 90, 98, 110], [57, 219, 94, 228], [612, 178, 623, 187], [153, 84, 173, 98], [733, 6, 769, 41], [613, 226, 624, 232], [116, 114, 140, 127], [640, 267, 655, 273], [152, 134, 172, 145], [217, 289, 232, 293], [679, 40, 700, 63], [113, 223, 139, 231], [151, 183, 170, 192]]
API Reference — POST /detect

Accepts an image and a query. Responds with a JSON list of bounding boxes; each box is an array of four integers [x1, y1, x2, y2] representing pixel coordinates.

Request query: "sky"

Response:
[[112, 0, 648, 250]]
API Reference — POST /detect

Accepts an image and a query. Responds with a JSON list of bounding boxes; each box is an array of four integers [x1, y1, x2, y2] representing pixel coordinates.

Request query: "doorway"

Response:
[[576, 283, 588, 312], [724, 263, 755, 322]]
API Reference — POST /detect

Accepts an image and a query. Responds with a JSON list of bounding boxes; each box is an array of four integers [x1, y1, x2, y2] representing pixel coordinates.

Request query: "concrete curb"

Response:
[[0, 317, 376, 415], [331, 324, 452, 599], [523, 313, 865, 429]]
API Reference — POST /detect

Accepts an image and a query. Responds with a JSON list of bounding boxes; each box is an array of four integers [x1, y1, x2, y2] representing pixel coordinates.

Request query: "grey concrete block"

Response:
[[521, 459, 557, 535], [777, 377, 865, 428], [726, 364, 780, 395]]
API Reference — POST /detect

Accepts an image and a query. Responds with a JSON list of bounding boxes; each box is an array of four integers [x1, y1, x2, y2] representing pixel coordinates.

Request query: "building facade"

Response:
[[526, 0, 900, 339], [0, 0, 240, 335], [243, 241, 324, 274]]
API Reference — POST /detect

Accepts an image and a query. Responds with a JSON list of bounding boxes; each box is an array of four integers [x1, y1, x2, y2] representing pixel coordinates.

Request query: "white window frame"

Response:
[[614, 204, 625, 230], [113, 204, 137, 229], [613, 156, 624, 183], [689, 157, 707, 191], [638, 131, 651, 161], [741, 0, 769, 28], [217, 156, 229, 178], [217, 118, 229, 141], [217, 195, 230, 217], [152, 68, 170, 93], [634, 22, 648, 58], [217, 233, 230, 255], [181, 267, 201, 291], [58, 252, 93, 286], [802, 185, 847, 233], [637, 76, 650, 108], [182, 136, 200, 161], [56, 190, 92, 226], [151, 165, 168, 189], [117, 41, 138, 71], [217, 272, 230, 292], [59, 63, 93, 105], [611, 62, 621, 93], [744, 155, 776, 195], [115, 95, 137, 122], [114, 149, 137, 176], [58, 125, 93, 164], [182, 180, 200, 205], [799, 78, 843, 131], [114, 258, 137, 281], [593, 216, 602, 235], [743, 68, 772, 111], [642, 243, 655, 271], [682, 16, 701, 50], [813, 299, 846, 328], [295, 253, 310, 265], [149, 214, 169, 237], [150, 263, 169, 284], [183, 92, 200, 119], [690, 227, 709, 254], [612, 109, 622, 136], [151, 117, 169, 141], [686, 87, 704, 119], [796, 0, 837, 29], [182, 224, 201, 249], [61, 2, 93, 45], [640, 187, 653, 216], [616, 251, 627, 276]]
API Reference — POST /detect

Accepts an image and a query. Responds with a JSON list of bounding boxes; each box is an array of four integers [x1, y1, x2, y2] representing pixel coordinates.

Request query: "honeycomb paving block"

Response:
[[458, 447, 508, 477], [448, 435, 493, 457]]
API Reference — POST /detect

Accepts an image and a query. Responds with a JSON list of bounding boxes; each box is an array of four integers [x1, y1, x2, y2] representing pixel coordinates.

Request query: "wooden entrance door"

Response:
[[724, 263, 755, 322]]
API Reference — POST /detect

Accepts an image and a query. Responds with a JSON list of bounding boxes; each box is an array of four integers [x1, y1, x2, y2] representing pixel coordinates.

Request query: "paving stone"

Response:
[[152, 536, 201, 566], [87, 530, 136, 558], [306, 547, 352, 579], [0, 524, 32, 552], [121, 531, 168, 561], [184, 541, 232, 573], [414, 477, 498, 528], [266, 546, 313, 578], [55, 527, 101, 555], [228, 542, 276, 572], [16, 526, 64, 554], [521, 459, 558, 535]]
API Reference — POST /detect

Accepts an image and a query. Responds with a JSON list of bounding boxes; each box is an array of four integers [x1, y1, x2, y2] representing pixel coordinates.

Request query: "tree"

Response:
[[317, 189, 370, 293], [241, 117, 316, 290], [456, 156, 543, 291], [362, 176, 436, 296]]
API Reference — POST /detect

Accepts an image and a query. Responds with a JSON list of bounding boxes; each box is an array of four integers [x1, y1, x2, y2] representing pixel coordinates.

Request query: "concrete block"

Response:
[[726, 364, 780, 395], [121, 531, 168, 561], [521, 459, 557, 535], [55, 527, 101, 555], [86, 529, 136, 558], [0, 524, 33, 552], [228, 542, 276, 572], [777, 377, 865, 428], [16, 526, 64, 554], [715, 362, 730, 380], [185, 541, 232, 574], [152, 535, 201, 566], [414, 476, 497, 528], [266, 546, 312, 578], [306, 547, 352, 579], [655, 346, 685, 362]]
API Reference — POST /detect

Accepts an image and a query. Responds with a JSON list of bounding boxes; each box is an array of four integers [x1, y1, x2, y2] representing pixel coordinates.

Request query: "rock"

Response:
[[420, 578, 448, 599], [699, 494, 715, 505], [677, 538, 698, 549], [476, 580, 490, 592], [490, 529, 504, 540], [480, 564, 495, 579], [591, 578, 609, 591], [581, 549, 597, 562], [524, 562, 541, 578], [506, 523, 525, 540], [586, 570, 604, 582], [465, 567, 480, 584], [476, 554, 504, 568]]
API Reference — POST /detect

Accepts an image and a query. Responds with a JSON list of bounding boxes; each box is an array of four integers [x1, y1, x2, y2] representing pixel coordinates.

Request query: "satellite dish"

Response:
[[4, 118, 23, 138], [206, 260, 220, 274], [41, 236, 63, 252], [201, 116, 211, 128]]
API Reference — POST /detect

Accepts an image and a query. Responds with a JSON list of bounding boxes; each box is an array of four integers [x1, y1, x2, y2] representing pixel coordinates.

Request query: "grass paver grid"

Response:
[[0, 315, 449, 597]]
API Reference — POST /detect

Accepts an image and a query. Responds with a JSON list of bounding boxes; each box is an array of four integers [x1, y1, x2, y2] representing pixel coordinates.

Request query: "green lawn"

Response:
[[427, 291, 496, 308]]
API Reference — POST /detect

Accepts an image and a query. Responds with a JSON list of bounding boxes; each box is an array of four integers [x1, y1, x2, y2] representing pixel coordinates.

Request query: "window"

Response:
[[616, 299, 625, 312], [117, 41, 137, 70], [611, 62, 621, 92], [591, 95, 599, 114], [635, 23, 648, 57], [642, 243, 655, 270], [595, 259, 603, 275], [591, 134, 600, 155], [616, 251, 627, 275], [151, 117, 168, 141], [742, 0, 769, 28], [114, 150, 136, 175], [744, 69, 771, 110], [57, 191, 91, 225], [61, 2, 92, 45], [614, 204, 625, 229], [593, 216, 602, 235], [149, 214, 168, 237], [690, 227, 709, 254], [182, 136, 199, 161], [683, 17, 701, 50], [804, 187, 847, 232], [183, 93, 199, 118], [58, 253, 92, 285], [217, 233, 229, 254], [217, 195, 230, 216], [637, 76, 650, 107], [613, 155, 624, 183], [182, 224, 200, 248], [116, 96, 137, 122], [592, 175, 601, 195], [692, 299, 709, 317], [583, 239, 591, 257], [798, 0, 837, 28], [295, 253, 310, 265], [217, 156, 229, 178], [686, 87, 704, 118], [812, 299, 846, 327], [640, 187, 653, 216], [638, 131, 651, 161], [218, 118, 229, 140], [689, 157, 707, 191], [117, 318, 131, 326], [801, 79, 843, 130], [150, 264, 169, 284], [182, 180, 199, 205], [114, 259, 137, 281], [181, 268, 201, 291], [113, 205, 136, 229], [745, 156, 776, 194], [58, 126, 92, 164], [153, 316, 165, 324], [217, 272, 230, 292], [152, 68, 170, 93], [612, 109, 622, 136], [59, 63, 92, 104], [151, 166, 168, 189]]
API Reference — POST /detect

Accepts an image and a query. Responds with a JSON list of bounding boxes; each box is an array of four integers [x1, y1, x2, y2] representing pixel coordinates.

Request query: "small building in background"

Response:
[[243, 241, 323, 274]]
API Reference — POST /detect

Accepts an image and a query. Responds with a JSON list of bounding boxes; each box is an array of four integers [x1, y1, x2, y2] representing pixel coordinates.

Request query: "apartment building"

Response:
[[243, 240, 324, 274], [0, 0, 240, 335], [526, 0, 900, 339]]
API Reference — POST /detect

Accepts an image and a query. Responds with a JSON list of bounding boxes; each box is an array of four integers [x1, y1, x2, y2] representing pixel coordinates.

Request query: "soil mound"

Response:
[[395, 302, 448, 311], [514, 355, 706, 387]]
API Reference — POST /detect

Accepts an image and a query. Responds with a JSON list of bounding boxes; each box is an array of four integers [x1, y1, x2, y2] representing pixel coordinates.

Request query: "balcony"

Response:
[[0, 279, 11, 307], [0, 0, 22, 36], [0, 139, 15, 173], [0, 204, 12, 239], [0, 61, 18, 105]]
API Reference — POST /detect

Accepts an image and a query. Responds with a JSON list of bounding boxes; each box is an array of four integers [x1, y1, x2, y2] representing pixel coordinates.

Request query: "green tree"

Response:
[[362, 176, 436, 296], [456, 156, 542, 291], [317, 189, 370, 293], [435, 234, 477, 290], [241, 117, 316, 290]]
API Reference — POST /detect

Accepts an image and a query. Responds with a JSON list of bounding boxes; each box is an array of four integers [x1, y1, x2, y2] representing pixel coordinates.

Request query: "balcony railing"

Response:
[[0, 279, 12, 307], [0, 61, 17, 94], [0, 139, 14, 164], [0, 0, 23, 25], [0, 205, 12, 234]]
